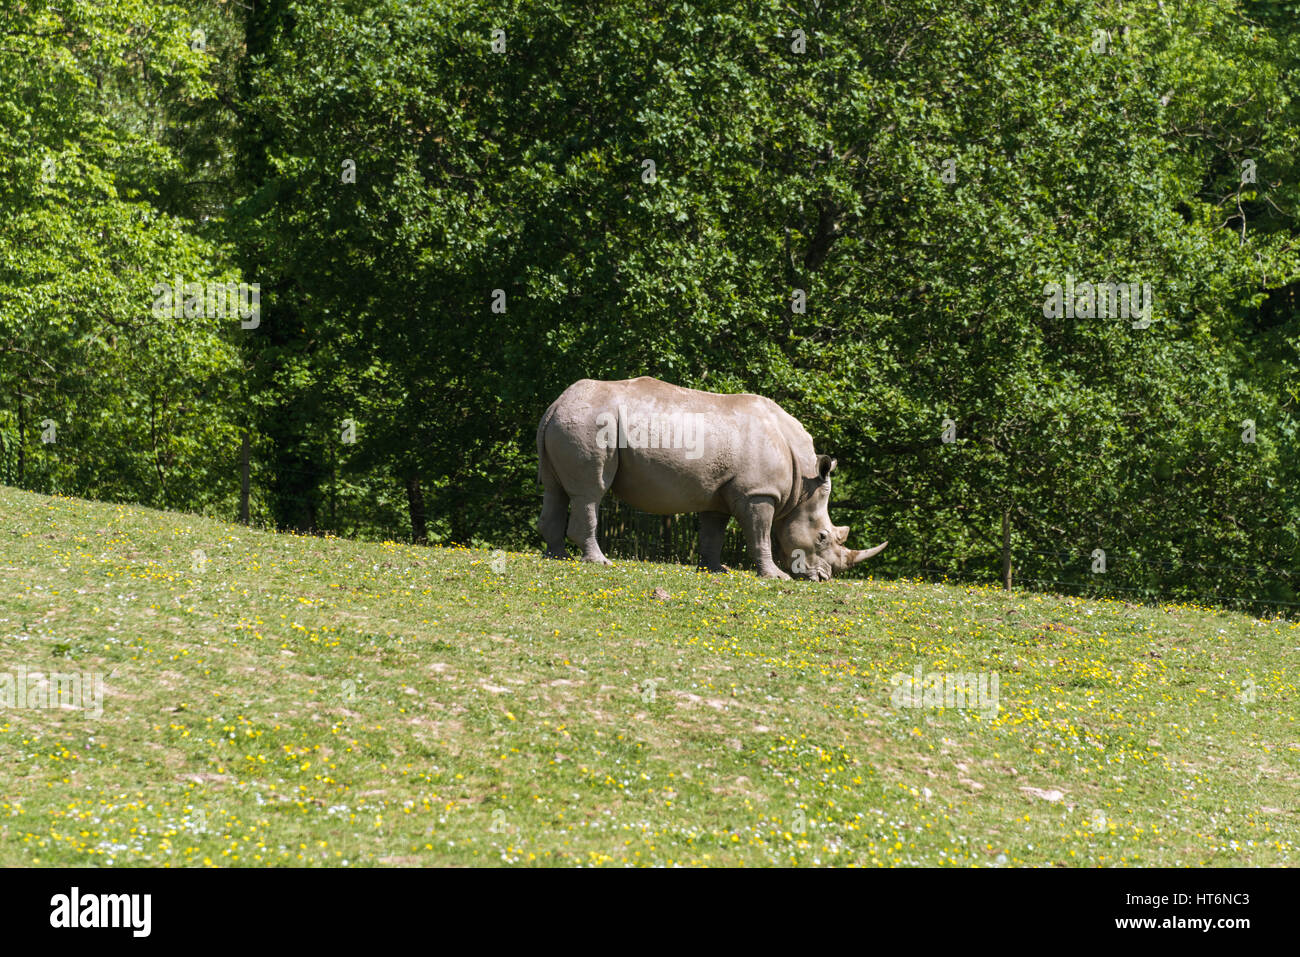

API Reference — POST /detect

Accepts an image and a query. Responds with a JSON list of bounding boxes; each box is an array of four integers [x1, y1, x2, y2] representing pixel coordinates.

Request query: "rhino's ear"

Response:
[[817, 455, 837, 481]]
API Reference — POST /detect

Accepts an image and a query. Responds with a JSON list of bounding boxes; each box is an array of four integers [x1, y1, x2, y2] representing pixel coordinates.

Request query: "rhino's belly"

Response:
[[609, 453, 728, 515]]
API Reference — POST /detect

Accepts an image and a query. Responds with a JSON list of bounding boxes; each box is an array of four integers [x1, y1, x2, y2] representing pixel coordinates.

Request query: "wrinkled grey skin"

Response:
[[536, 377, 886, 579]]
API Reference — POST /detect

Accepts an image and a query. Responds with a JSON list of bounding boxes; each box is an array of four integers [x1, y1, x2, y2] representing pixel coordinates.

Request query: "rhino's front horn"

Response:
[[847, 541, 888, 566]]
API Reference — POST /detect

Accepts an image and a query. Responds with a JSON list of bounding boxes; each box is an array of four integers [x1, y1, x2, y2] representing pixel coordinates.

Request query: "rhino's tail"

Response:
[[536, 398, 562, 489]]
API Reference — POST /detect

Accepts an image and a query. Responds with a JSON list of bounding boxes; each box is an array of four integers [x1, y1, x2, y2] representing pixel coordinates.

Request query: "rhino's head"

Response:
[[772, 455, 887, 581]]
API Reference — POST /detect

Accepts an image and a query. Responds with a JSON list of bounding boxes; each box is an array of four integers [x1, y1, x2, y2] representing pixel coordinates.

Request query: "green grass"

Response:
[[1, 486, 1296, 867]]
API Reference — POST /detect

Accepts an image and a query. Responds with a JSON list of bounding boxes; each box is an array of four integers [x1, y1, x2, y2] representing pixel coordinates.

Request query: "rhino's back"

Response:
[[556, 376, 771, 415]]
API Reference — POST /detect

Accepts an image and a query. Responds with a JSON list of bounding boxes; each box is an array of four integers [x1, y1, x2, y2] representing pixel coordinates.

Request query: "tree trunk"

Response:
[[406, 475, 428, 545], [1001, 508, 1013, 591], [16, 393, 26, 485], [239, 432, 250, 523]]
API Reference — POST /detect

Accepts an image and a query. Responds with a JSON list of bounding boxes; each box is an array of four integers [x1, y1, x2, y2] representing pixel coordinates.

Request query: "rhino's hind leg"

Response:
[[539, 486, 570, 559], [568, 498, 612, 565], [698, 511, 730, 573], [539, 406, 614, 565], [562, 452, 617, 566], [734, 496, 791, 579]]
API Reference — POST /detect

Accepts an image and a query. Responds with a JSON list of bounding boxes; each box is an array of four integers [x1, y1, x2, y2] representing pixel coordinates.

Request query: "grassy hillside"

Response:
[[0, 487, 1296, 867]]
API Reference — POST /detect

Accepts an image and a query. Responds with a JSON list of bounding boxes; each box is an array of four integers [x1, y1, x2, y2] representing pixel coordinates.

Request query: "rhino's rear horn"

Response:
[[847, 541, 887, 566]]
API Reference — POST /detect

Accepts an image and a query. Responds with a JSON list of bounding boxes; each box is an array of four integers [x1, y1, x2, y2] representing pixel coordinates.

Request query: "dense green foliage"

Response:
[[0, 0, 242, 510], [3, 0, 1299, 610]]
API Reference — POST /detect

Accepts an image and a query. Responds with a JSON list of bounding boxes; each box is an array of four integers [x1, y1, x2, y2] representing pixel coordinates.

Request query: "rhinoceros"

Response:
[[536, 377, 886, 580]]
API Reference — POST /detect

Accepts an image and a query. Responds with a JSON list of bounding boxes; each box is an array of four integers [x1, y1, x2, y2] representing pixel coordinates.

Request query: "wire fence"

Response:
[[596, 499, 750, 567], [596, 500, 1300, 619]]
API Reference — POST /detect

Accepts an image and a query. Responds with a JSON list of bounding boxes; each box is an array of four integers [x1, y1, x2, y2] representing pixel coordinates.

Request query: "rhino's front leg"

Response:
[[697, 511, 730, 573], [734, 496, 791, 579]]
